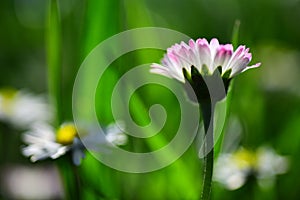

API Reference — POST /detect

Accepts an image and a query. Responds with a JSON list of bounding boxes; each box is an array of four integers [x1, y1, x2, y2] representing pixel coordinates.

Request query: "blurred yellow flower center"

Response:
[[56, 124, 77, 145], [0, 88, 17, 113], [232, 148, 257, 169], [0, 88, 17, 99]]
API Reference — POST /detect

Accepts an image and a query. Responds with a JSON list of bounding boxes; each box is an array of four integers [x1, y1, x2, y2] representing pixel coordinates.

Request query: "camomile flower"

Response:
[[151, 38, 261, 200], [0, 88, 52, 128], [214, 147, 288, 190], [22, 122, 127, 165], [151, 38, 261, 82], [22, 123, 76, 163], [151, 38, 261, 101]]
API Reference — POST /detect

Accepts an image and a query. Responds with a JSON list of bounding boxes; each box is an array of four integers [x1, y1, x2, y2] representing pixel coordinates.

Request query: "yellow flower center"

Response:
[[0, 88, 17, 114], [56, 123, 77, 145], [232, 148, 257, 169]]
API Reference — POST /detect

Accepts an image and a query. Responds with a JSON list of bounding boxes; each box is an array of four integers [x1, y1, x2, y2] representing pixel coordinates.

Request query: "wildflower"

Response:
[[151, 38, 261, 200], [151, 38, 260, 82], [22, 122, 127, 165], [151, 38, 261, 101], [1, 165, 63, 199], [0, 88, 52, 128], [22, 123, 72, 162], [214, 147, 288, 190]]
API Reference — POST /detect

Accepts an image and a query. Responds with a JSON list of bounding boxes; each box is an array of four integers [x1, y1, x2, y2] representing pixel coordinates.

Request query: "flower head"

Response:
[[0, 88, 52, 128], [151, 38, 260, 102], [214, 147, 288, 190], [151, 38, 261, 82], [22, 123, 69, 162], [22, 122, 127, 165]]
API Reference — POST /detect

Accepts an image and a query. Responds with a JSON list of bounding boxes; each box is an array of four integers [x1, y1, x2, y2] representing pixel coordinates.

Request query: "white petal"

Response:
[[51, 146, 69, 159], [225, 45, 246, 72], [196, 39, 212, 73], [8, 91, 53, 128], [230, 57, 250, 77], [209, 38, 220, 68], [241, 63, 261, 73], [72, 147, 85, 166]]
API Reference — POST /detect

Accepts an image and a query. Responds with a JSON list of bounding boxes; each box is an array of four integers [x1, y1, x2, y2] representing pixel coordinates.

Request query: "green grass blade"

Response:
[[231, 19, 241, 49], [46, 0, 62, 125]]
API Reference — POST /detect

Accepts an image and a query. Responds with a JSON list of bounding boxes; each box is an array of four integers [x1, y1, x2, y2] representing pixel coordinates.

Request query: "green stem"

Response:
[[200, 101, 214, 200], [73, 165, 82, 200]]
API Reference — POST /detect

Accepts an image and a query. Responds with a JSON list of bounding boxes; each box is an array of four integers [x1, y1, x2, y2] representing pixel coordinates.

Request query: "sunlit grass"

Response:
[[0, 0, 300, 199]]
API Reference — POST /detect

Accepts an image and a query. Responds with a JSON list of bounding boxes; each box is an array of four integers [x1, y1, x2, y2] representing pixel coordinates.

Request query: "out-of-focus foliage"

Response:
[[1, 0, 300, 199]]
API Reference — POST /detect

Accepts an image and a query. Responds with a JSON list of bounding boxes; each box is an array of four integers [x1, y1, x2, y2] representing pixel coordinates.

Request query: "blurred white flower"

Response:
[[22, 123, 71, 162], [22, 122, 128, 165], [214, 147, 288, 190], [0, 88, 52, 128], [106, 122, 128, 146], [1, 165, 63, 199], [258, 47, 300, 96], [256, 147, 289, 179]]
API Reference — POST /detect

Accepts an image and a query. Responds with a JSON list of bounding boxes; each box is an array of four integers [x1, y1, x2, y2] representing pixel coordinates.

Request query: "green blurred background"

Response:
[[1, 0, 300, 199]]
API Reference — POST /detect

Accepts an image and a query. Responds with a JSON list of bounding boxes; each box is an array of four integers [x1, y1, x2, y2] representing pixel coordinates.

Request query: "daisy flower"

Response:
[[22, 122, 127, 165], [214, 147, 288, 190], [151, 38, 260, 82], [151, 38, 261, 200], [151, 38, 261, 101], [0, 88, 52, 128]]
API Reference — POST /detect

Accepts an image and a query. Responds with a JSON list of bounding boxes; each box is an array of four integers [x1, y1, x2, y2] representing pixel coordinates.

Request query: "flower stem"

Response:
[[73, 164, 82, 200], [200, 101, 214, 200]]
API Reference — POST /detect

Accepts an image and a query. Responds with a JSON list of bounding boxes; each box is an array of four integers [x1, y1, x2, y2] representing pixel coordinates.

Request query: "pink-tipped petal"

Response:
[[189, 39, 196, 49], [232, 45, 245, 57], [167, 52, 181, 66], [244, 52, 252, 60], [242, 63, 261, 72], [150, 68, 171, 78], [196, 38, 209, 46], [213, 48, 226, 68], [210, 38, 220, 48], [215, 44, 234, 73], [197, 39, 212, 73], [225, 45, 248, 71], [230, 57, 251, 77], [210, 38, 220, 56], [150, 64, 174, 79], [180, 41, 190, 50]]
